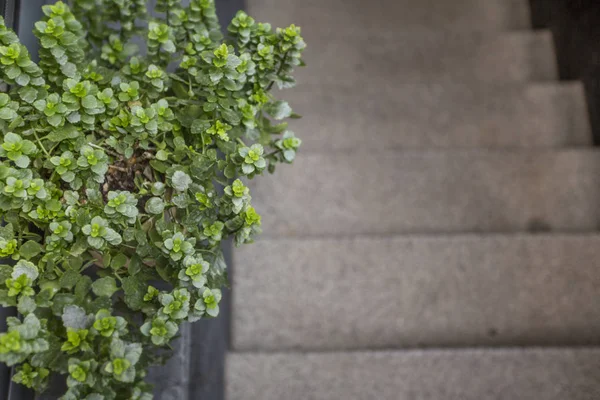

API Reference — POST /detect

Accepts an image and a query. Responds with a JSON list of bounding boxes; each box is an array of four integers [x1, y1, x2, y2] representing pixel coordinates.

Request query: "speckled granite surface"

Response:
[[226, 349, 600, 400]]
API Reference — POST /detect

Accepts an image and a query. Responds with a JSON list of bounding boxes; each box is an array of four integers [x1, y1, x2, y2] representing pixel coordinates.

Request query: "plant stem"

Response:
[[267, 51, 289, 91], [109, 165, 128, 173], [33, 131, 50, 157]]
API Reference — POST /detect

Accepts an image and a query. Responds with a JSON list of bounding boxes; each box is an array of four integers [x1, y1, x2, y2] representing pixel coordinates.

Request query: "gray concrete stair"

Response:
[[292, 30, 557, 84], [232, 234, 600, 351], [250, 149, 600, 236], [285, 82, 591, 150], [226, 348, 600, 400], [227, 0, 600, 398], [247, 0, 531, 32]]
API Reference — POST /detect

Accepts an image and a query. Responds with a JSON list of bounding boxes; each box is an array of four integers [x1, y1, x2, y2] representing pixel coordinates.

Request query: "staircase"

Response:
[[225, 0, 600, 399]]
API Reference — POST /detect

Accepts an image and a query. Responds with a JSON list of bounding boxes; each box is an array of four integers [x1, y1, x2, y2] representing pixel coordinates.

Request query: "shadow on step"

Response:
[[530, 0, 600, 145]]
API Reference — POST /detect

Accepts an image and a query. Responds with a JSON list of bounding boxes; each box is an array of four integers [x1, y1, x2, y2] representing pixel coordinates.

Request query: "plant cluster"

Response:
[[0, 0, 304, 398]]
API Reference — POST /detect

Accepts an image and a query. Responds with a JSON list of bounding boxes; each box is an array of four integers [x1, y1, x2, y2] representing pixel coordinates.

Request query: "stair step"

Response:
[[289, 30, 556, 84], [250, 150, 600, 236], [226, 348, 600, 400], [232, 234, 600, 351], [247, 0, 531, 32], [285, 82, 591, 150]]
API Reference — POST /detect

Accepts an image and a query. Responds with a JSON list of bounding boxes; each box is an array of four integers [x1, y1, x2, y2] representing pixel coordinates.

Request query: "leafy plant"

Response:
[[0, 0, 305, 398]]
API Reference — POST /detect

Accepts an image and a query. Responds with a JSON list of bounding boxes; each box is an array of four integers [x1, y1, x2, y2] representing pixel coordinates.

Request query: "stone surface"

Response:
[[283, 82, 591, 150], [226, 349, 600, 400], [287, 30, 557, 85], [248, 0, 531, 32], [249, 150, 600, 236], [227, 0, 600, 399], [232, 234, 600, 351], [149, 323, 191, 400]]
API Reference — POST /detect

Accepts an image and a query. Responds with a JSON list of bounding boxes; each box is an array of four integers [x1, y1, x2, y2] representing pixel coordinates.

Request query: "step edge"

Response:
[[226, 345, 600, 357], [232, 232, 600, 246]]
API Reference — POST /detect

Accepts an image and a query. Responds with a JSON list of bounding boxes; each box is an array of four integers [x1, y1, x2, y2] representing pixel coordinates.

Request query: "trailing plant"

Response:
[[0, 0, 305, 398]]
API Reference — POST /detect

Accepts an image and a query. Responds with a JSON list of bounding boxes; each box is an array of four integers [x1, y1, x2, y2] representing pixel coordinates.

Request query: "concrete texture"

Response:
[[249, 150, 600, 236], [232, 234, 600, 350], [227, 0, 600, 398], [247, 0, 531, 32], [226, 349, 600, 400], [283, 82, 591, 150], [289, 30, 557, 85]]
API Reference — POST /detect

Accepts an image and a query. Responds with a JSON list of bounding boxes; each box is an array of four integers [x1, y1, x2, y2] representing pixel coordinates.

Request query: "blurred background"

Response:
[[4, 0, 600, 399]]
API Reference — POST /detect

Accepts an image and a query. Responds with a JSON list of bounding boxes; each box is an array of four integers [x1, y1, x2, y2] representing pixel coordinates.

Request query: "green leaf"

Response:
[[45, 125, 80, 142], [18, 86, 37, 103], [60, 62, 77, 78], [111, 254, 128, 270], [74, 276, 92, 301], [171, 171, 192, 191], [145, 197, 165, 214], [121, 276, 145, 311], [47, 114, 63, 127], [224, 163, 236, 179], [265, 101, 292, 120], [127, 255, 142, 276], [19, 240, 43, 260], [91, 276, 119, 298], [40, 36, 57, 48], [15, 73, 30, 86], [191, 119, 210, 134], [60, 270, 81, 289], [17, 296, 36, 314], [82, 95, 97, 109], [0, 224, 13, 240], [14, 155, 30, 168], [62, 305, 89, 329], [52, 294, 76, 316], [149, 160, 168, 173], [156, 149, 168, 161], [221, 108, 240, 125], [12, 260, 38, 281], [0, 107, 17, 120]]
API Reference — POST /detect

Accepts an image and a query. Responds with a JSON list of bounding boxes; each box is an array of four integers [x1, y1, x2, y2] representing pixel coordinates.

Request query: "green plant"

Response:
[[0, 0, 305, 398]]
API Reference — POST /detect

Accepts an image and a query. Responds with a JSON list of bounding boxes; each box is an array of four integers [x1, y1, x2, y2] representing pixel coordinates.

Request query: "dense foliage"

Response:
[[0, 0, 304, 398]]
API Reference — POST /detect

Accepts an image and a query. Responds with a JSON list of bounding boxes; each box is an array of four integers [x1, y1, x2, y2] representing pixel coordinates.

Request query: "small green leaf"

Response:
[[19, 240, 43, 260], [17, 296, 36, 314], [62, 305, 90, 329], [265, 101, 292, 120], [121, 276, 145, 311], [82, 95, 97, 109], [127, 255, 142, 276], [145, 197, 165, 214], [171, 171, 192, 191], [60, 270, 81, 289], [91, 277, 119, 298], [111, 254, 128, 270], [221, 108, 240, 125], [18, 87, 37, 104], [0, 107, 17, 120], [156, 149, 168, 161], [45, 125, 80, 142]]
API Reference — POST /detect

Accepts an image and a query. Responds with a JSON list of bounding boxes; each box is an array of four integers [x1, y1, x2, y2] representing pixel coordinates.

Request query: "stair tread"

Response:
[[289, 31, 556, 84], [249, 149, 600, 236], [226, 348, 600, 400], [232, 234, 600, 350], [247, 0, 530, 32], [284, 82, 591, 149]]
